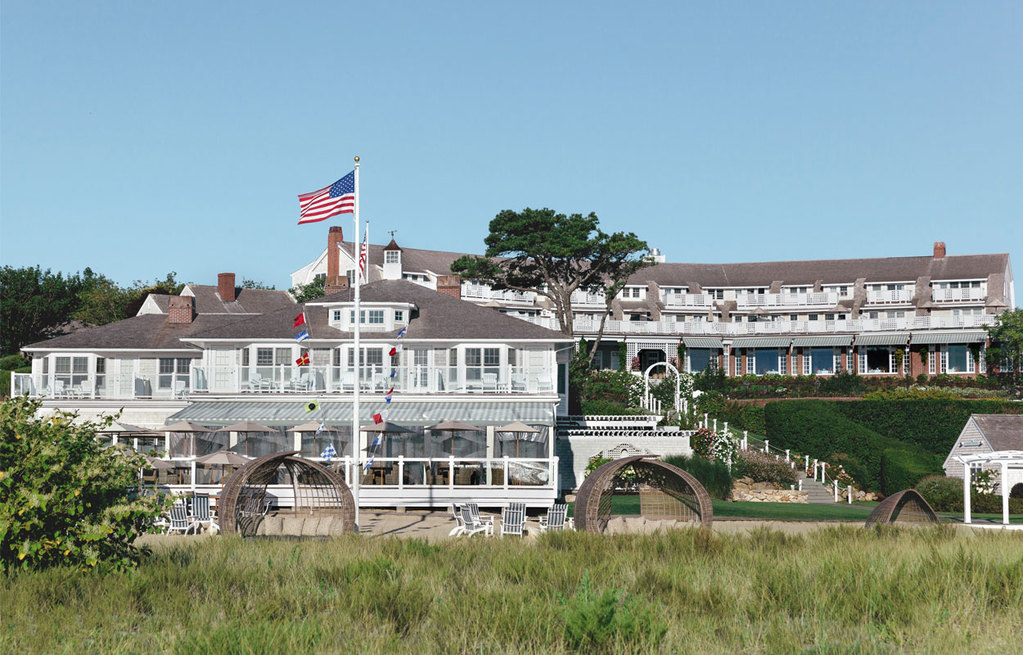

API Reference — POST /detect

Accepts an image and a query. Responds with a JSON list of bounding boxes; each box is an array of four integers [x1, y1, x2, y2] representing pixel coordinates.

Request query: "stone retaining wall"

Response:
[[731, 488, 808, 503]]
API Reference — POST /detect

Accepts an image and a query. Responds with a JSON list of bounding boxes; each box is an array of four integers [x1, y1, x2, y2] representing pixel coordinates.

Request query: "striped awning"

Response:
[[682, 337, 723, 349], [792, 335, 854, 347], [731, 337, 792, 348], [911, 331, 987, 345], [854, 333, 909, 346], [166, 400, 555, 428]]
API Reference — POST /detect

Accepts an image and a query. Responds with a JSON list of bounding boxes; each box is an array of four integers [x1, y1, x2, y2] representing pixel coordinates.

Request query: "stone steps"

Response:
[[800, 477, 840, 504]]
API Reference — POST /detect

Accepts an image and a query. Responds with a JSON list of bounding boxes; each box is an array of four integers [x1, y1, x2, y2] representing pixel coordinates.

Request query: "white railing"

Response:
[[662, 293, 714, 307], [190, 364, 554, 396], [865, 289, 914, 304], [736, 292, 839, 308], [10, 372, 185, 401], [462, 283, 536, 304], [570, 290, 607, 305], [932, 287, 986, 302]]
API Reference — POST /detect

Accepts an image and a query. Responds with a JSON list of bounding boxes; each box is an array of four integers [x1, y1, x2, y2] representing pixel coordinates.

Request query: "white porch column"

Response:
[[486, 426, 495, 486], [1001, 461, 1010, 526], [963, 465, 972, 525]]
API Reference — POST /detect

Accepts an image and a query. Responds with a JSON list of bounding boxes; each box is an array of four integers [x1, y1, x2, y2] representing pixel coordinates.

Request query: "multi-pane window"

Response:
[[158, 357, 190, 391], [54, 356, 89, 394], [95, 357, 106, 394], [349, 309, 385, 324], [385, 250, 400, 264], [394, 310, 404, 323]]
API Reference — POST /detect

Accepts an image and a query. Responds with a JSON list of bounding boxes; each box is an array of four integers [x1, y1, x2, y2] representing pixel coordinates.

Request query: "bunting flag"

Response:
[[363, 457, 374, 472], [388, 345, 403, 357], [315, 422, 325, 435], [293, 312, 306, 328], [320, 443, 336, 461], [371, 434, 381, 447], [396, 326, 407, 338], [295, 353, 310, 366], [295, 330, 310, 342], [305, 400, 320, 413], [372, 412, 383, 424]]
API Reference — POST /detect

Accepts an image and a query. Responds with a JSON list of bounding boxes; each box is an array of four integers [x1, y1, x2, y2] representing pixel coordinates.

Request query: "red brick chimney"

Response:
[[168, 296, 194, 324], [933, 242, 946, 259], [218, 272, 236, 302], [436, 275, 462, 299], [324, 226, 349, 295]]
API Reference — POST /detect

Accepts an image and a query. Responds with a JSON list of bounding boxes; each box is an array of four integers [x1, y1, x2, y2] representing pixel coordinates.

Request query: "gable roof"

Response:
[[145, 285, 294, 315], [972, 414, 1023, 451], [22, 314, 250, 351], [187, 280, 571, 342]]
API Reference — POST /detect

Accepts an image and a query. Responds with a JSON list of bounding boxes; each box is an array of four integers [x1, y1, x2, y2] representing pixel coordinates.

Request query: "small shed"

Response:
[[943, 414, 1023, 486]]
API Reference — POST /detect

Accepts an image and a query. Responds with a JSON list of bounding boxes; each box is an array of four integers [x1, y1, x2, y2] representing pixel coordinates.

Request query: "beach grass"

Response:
[[2, 526, 1022, 654]]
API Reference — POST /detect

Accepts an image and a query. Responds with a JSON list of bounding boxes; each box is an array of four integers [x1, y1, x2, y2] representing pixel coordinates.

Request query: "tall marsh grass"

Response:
[[2, 527, 1021, 653]]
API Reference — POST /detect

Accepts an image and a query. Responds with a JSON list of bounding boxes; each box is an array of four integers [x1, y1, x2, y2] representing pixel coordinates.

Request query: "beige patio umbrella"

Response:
[[141, 454, 174, 490], [496, 421, 542, 457], [360, 420, 412, 434], [98, 421, 159, 435], [195, 449, 251, 484], [163, 421, 212, 458], [288, 421, 348, 458], [427, 420, 484, 457], [216, 421, 276, 457]]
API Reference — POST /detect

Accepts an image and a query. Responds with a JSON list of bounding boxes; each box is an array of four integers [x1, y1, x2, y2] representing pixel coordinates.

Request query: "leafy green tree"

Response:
[[451, 208, 650, 366], [290, 276, 326, 303], [986, 308, 1023, 386], [241, 278, 276, 290], [0, 397, 164, 571], [0, 266, 87, 355], [74, 271, 134, 326]]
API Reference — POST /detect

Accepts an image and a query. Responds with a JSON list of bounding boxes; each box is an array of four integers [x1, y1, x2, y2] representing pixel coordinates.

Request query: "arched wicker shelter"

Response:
[[574, 455, 713, 532], [865, 489, 939, 528], [219, 451, 355, 537]]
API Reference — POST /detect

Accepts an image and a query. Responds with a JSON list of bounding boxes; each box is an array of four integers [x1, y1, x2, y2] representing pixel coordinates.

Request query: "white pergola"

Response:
[[958, 450, 1023, 528]]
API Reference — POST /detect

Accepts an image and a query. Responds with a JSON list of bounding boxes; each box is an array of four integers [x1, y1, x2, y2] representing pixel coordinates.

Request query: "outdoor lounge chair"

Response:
[[539, 503, 572, 533], [191, 494, 218, 533], [459, 505, 490, 537], [166, 504, 199, 535], [449, 504, 465, 537], [466, 503, 494, 536], [500, 502, 526, 538]]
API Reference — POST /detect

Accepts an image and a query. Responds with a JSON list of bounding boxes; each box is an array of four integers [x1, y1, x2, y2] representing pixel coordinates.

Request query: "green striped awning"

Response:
[[731, 337, 792, 348], [791, 335, 854, 347], [854, 333, 909, 346], [910, 331, 987, 345], [166, 400, 555, 428], [682, 337, 723, 349]]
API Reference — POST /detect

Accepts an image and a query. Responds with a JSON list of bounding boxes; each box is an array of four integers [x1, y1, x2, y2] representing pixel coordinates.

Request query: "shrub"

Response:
[[580, 400, 643, 416], [561, 571, 667, 651], [580, 369, 643, 408], [733, 450, 797, 488], [661, 454, 733, 499], [1011, 483, 1023, 499], [915, 475, 962, 512], [0, 397, 164, 571]]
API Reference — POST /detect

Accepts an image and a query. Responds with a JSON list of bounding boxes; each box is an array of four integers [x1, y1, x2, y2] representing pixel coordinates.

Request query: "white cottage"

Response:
[[943, 414, 1023, 495]]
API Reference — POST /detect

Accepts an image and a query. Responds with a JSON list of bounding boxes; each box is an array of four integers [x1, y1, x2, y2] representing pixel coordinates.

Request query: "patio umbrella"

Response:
[[144, 455, 175, 470], [195, 450, 251, 466], [496, 421, 544, 457], [217, 421, 277, 457], [163, 421, 213, 458], [360, 421, 412, 434], [98, 421, 159, 435], [288, 421, 348, 459], [427, 420, 484, 457]]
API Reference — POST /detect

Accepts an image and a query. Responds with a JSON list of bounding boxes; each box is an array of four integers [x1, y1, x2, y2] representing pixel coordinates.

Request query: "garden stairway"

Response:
[[799, 475, 841, 505]]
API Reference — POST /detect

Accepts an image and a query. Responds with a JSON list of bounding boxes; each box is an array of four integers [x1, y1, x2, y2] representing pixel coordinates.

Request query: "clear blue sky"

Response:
[[2, 2, 1020, 294]]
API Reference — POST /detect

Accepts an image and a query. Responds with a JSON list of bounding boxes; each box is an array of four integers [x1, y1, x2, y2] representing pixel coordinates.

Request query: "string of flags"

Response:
[[363, 323, 408, 472]]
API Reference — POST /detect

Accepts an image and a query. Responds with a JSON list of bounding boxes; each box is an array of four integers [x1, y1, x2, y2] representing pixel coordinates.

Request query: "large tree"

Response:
[[986, 307, 1023, 386], [451, 208, 651, 365], [0, 266, 87, 355]]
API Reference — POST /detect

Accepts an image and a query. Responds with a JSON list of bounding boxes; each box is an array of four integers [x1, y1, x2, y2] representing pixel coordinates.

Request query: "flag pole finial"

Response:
[[354, 155, 360, 163]]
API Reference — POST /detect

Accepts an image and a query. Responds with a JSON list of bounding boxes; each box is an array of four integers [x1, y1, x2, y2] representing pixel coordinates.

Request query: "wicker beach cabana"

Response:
[[864, 489, 940, 528], [219, 451, 355, 537], [574, 455, 713, 532]]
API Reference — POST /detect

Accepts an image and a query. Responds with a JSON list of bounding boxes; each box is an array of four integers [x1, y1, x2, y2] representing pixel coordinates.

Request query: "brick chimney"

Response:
[[168, 296, 194, 324], [933, 242, 946, 259], [324, 226, 348, 295], [218, 272, 236, 302], [436, 275, 462, 299]]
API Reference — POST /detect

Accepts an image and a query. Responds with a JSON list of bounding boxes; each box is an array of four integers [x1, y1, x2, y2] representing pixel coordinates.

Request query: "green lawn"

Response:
[[569, 495, 875, 521]]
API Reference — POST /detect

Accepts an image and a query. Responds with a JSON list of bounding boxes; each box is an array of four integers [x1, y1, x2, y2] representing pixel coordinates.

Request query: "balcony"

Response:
[[9, 372, 187, 401], [662, 293, 714, 308], [570, 290, 607, 305], [865, 289, 914, 304], [461, 283, 536, 304], [735, 292, 839, 308], [932, 287, 986, 303]]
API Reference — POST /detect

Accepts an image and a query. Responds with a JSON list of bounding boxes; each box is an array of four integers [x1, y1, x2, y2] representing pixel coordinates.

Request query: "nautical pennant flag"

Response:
[[315, 422, 325, 435], [396, 326, 407, 338], [295, 353, 310, 366], [320, 443, 336, 461], [295, 330, 310, 342], [363, 457, 374, 472], [385, 396, 392, 405], [386, 387, 394, 396], [371, 434, 381, 447], [293, 312, 306, 328], [305, 400, 320, 413], [388, 345, 403, 357], [372, 412, 383, 424], [390, 368, 397, 378], [297, 171, 355, 224]]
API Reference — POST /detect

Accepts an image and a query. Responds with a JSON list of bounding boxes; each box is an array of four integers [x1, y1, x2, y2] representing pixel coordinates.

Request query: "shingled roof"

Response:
[[146, 285, 294, 314], [21, 314, 253, 351], [626, 253, 1011, 287], [972, 415, 1023, 451], [186, 280, 571, 342]]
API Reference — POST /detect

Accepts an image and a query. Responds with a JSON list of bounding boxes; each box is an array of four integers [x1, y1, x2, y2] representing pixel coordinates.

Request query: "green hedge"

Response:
[[880, 448, 942, 496], [661, 454, 733, 499]]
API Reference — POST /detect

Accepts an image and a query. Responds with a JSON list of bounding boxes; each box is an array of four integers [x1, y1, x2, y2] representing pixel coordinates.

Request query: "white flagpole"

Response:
[[352, 156, 361, 532]]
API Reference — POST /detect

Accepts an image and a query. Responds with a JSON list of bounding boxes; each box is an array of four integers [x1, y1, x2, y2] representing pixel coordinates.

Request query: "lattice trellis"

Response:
[[575, 455, 712, 532]]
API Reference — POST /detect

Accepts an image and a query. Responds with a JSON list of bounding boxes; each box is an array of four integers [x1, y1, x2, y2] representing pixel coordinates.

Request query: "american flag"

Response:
[[297, 171, 355, 224]]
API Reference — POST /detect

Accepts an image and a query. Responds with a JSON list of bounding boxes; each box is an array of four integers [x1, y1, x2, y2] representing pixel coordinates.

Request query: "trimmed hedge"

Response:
[[661, 454, 733, 500], [880, 448, 942, 496]]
